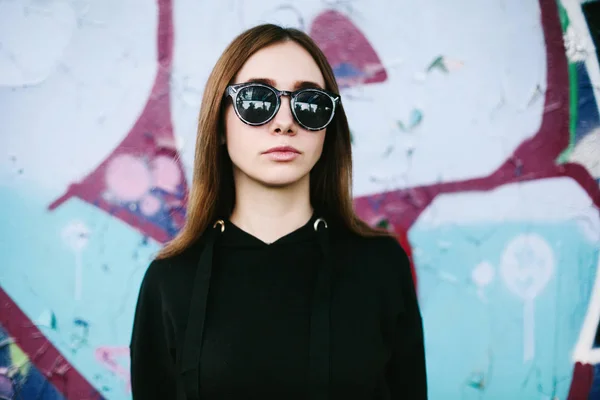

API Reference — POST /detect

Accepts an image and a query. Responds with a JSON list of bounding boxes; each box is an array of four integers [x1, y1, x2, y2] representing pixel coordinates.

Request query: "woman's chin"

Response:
[[255, 171, 311, 189]]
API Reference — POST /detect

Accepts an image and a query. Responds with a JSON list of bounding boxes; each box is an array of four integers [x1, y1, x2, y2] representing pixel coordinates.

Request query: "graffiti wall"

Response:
[[1, 0, 599, 398]]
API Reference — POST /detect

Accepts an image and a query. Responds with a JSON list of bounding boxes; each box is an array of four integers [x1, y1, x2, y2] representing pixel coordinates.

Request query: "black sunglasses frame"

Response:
[[224, 82, 341, 131]]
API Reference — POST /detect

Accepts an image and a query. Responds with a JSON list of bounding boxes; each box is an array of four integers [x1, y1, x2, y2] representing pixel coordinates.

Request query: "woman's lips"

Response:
[[263, 146, 301, 161]]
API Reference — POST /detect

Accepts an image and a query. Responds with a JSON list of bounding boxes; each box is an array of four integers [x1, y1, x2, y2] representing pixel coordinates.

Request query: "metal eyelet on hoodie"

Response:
[[313, 218, 328, 231], [213, 220, 225, 232]]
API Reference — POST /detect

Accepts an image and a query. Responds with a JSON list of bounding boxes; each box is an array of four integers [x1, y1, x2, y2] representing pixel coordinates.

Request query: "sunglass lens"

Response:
[[236, 85, 277, 124], [293, 90, 334, 130]]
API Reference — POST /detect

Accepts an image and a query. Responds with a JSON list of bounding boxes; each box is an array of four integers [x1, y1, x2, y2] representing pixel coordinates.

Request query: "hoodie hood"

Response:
[[218, 213, 325, 249], [179, 213, 333, 400]]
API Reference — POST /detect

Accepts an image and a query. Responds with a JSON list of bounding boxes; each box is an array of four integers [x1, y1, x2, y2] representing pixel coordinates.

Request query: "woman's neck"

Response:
[[229, 173, 313, 244]]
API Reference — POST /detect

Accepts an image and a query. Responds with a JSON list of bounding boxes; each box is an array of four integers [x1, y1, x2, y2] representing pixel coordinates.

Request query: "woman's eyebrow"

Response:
[[293, 80, 324, 90], [246, 77, 276, 86], [244, 78, 324, 90]]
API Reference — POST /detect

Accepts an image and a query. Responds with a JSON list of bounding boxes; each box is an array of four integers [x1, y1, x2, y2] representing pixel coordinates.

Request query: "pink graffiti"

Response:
[[151, 155, 183, 193], [310, 10, 388, 87], [105, 155, 152, 202], [95, 346, 131, 393], [47, 0, 186, 243]]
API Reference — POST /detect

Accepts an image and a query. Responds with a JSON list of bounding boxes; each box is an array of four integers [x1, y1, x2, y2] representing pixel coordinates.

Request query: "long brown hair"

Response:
[[157, 24, 389, 259]]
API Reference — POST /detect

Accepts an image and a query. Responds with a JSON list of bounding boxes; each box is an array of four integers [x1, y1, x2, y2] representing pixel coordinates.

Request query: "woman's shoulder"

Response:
[[141, 236, 208, 288], [332, 227, 411, 280], [336, 228, 409, 263], [330, 234, 414, 318]]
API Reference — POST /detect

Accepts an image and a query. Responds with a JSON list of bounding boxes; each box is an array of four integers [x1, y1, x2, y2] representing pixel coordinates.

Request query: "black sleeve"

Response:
[[386, 245, 428, 399], [130, 261, 178, 399]]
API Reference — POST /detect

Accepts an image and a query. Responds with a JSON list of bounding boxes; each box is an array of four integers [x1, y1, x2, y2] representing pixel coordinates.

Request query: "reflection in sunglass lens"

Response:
[[293, 90, 334, 129], [236, 86, 277, 124]]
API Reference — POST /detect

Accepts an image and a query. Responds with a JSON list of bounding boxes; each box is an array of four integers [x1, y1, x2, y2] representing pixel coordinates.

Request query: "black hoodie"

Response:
[[129, 214, 427, 400]]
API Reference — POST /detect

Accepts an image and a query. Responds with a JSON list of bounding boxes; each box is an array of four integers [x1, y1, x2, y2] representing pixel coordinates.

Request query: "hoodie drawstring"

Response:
[[180, 221, 223, 400], [179, 218, 331, 400], [308, 217, 332, 400]]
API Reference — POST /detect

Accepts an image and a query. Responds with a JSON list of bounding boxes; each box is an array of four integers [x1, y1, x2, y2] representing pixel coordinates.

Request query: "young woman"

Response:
[[129, 24, 427, 400]]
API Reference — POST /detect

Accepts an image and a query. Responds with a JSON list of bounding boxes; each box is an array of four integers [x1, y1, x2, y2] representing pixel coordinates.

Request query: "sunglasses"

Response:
[[225, 82, 340, 131]]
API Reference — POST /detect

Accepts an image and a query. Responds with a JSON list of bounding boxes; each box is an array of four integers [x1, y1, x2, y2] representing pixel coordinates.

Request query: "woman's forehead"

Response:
[[234, 42, 326, 89]]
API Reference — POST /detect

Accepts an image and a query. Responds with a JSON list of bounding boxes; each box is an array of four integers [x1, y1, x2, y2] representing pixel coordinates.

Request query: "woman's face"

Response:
[[225, 41, 327, 188]]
